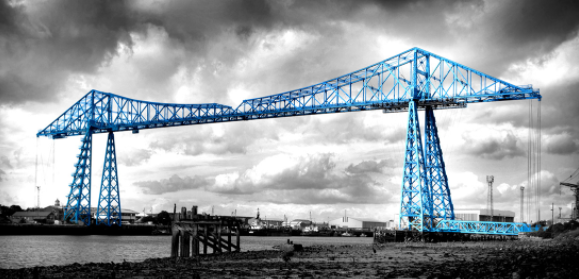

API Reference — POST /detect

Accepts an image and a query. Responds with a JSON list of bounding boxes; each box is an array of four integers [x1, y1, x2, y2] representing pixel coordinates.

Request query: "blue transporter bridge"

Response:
[[37, 47, 539, 235]]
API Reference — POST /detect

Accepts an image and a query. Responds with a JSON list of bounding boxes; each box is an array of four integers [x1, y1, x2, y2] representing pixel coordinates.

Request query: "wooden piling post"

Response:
[[203, 226, 208, 255], [236, 224, 240, 252], [171, 205, 241, 258], [216, 223, 222, 253], [192, 224, 198, 258], [181, 230, 190, 257], [227, 223, 232, 252], [171, 227, 180, 258]]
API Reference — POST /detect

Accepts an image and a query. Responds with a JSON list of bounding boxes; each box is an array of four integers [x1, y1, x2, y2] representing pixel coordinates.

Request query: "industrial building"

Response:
[[12, 211, 57, 224], [90, 207, 139, 222], [290, 219, 313, 230], [248, 217, 284, 229], [454, 209, 515, 222], [328, 217, 386, 230]]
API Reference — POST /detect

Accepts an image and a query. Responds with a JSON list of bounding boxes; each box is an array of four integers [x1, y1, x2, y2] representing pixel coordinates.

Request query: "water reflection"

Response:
[[0, 235, 372, 269]]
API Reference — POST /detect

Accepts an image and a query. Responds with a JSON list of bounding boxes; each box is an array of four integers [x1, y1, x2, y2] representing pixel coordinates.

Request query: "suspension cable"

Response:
[[536, 100, 540, 223], [35, 137, 39, 208], [527, 100, 533, 224]]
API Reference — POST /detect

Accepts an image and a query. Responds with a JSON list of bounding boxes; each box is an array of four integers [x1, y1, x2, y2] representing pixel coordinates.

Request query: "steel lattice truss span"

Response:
[[38, 47, 540, 234], [38, 48, 539, 138]]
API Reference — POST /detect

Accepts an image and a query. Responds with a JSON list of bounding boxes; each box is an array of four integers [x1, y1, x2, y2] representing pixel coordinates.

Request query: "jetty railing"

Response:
[[171, 205, 243, 258]]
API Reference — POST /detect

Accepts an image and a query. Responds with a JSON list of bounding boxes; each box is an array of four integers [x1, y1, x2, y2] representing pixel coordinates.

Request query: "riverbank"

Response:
[[1, 238, 578, 278]]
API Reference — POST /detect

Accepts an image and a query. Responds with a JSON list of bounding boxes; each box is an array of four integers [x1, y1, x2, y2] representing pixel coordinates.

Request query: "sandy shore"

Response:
[[1, 239, 578, 278]]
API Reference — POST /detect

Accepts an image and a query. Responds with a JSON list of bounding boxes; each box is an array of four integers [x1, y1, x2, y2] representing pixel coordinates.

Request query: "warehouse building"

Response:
[[454, 209, 515, 222], [12, 211, 57, 224], [328, 217, 386, 230], [90, 207, 139, 222], [290, 219, 313, 230]]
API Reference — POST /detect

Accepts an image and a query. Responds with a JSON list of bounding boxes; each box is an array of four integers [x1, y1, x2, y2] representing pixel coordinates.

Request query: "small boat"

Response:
[[341, 232, 353, 237], [359, 233, 367, 237]]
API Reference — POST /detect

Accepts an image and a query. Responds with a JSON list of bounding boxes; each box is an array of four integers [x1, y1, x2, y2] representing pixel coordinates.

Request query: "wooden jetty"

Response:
[[171, 205, 243, 258]]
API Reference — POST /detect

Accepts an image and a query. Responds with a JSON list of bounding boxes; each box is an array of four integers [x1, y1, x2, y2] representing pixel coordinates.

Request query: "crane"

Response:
[[37, 47, 540, 235]]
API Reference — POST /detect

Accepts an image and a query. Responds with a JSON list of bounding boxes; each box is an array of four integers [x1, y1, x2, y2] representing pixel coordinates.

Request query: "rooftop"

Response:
[[454, 209, 515, 217], [330, 217, 385, 223], [13, 211, 55, 218]]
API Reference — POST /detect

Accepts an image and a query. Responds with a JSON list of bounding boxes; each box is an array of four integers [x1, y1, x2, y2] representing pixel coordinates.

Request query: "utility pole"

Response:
[[520, 186, 525, 223], [487, 175, 494, 221], [551, 203, 554, 225], [36, 186, 41, 208], [559, 207, 562, 219]]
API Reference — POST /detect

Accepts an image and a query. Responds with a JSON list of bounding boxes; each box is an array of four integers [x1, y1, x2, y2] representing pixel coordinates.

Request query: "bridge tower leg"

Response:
[[97, 132, 122, 226], [424, 106, 455, 227], [399, 101, 432, 232], [64, 129, 93, 225]]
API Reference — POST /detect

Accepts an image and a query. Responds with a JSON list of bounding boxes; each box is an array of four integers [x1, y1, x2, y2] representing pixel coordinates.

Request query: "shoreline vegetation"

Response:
[[1, 236, 578, 278]]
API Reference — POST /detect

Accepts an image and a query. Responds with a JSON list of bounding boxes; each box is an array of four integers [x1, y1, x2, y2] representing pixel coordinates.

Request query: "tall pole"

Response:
[[36, 186, 40, 208], [520, 186, 525, 222], [487, 175, 494, 221], [551, 203, 554, 225]]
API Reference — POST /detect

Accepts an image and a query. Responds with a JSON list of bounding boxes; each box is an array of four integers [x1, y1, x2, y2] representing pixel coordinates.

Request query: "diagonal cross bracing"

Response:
[[424, 106, 455, 223], [36, 48, 540, 139], [399, 100, 432, 232], [96, 132, 122, 226], [64, 129, 92, 225]]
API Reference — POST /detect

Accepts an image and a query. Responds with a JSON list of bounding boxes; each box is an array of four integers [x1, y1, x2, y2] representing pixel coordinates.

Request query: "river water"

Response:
[[0, 235, 372, 269]]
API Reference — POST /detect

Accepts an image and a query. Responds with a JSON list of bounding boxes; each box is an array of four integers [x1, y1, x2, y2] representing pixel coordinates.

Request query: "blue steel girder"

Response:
[[399, 100, 433, 232], [63, 128, 92, 225], [96, 132, 122, 227], [435, 220, 533, 235], [36, 47, 540, 138], [37, 91, 235, 138], [424, 106, 455, 222]]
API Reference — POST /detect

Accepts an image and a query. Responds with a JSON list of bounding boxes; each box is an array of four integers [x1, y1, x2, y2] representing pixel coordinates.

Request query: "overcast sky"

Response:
[[1, 0, 578, 223]]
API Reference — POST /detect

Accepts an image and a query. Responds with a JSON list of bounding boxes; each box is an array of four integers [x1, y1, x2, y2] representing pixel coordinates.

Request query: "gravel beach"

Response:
[[1, 238, 578, 278]]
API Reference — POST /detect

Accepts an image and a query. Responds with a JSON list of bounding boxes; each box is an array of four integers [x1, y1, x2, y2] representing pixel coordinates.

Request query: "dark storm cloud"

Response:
[[0, 0, 141, 104], [0, 155, 12, 169], [345, 160, 390, 174], [440, 0, 579, 77], [480, 0, 579, 73], [148, 121, 282, 155], [546, 134, 579, 155], [464, 133, 525, 160], [118, 149, 153, 166], [133, 174, 212, 195], [208, 154, 391, 204], [0, 0, 481, 106], [473, 80, 579, 143], [247, 186, 393, 205], [307, 113, 406, 145]]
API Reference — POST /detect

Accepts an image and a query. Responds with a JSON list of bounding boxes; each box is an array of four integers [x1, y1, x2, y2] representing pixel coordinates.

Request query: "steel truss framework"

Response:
[[424, 107, 454, 223], [435, 220, 533, 235], [96, 132, 121, 226], [64, 128, 92, 225], [38, 48, 540, 234]]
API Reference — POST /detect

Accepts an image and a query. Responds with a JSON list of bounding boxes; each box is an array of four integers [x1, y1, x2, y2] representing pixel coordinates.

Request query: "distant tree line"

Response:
[[0, 205, 24, 217]]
